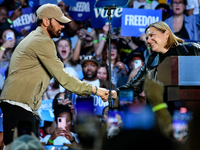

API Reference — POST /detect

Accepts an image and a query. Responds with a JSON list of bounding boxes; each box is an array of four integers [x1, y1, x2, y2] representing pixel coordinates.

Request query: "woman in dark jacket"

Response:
[[115, 21, 200, 96]]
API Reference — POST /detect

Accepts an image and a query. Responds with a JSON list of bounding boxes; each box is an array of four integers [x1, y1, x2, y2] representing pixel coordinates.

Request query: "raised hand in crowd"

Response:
[[48, 127, 66, 145], [1, 39, 15, 49], [127, 65, 143, 83], [115, 61, 128, 75], [95, 24, 109, 58], [58, 97, 76, 123], [117, 29, 138, 50], [58, 1, 78, 37], [9, 6, 22, 22]]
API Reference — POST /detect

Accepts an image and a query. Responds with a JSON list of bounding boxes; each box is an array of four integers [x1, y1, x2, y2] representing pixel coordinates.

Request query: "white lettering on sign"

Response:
[[94, 8, 122, 18], [125, 15, 159, 26], [12, 13, 37, 27], [69, 2, 90, 12]]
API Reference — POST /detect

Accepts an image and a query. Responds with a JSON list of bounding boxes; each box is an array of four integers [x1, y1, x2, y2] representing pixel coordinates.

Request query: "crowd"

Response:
[[0, 0, 200, 149]]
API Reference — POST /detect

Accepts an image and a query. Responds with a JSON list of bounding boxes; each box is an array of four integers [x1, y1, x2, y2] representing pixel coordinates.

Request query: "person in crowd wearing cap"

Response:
[[79, 55, 118, 109], [0, 3, 114, 147], [81, 55, 115, 90]]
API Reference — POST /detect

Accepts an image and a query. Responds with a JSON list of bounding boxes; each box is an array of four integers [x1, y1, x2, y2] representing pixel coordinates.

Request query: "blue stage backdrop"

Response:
[[121, 8, 162, 37]]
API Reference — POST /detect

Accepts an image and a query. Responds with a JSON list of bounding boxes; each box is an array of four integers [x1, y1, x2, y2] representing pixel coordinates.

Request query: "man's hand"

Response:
[[93, 86, 109, 102]]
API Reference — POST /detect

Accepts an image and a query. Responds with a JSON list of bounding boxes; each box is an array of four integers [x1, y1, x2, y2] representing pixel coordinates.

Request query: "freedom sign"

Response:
[[68, 0, 90, 21], [9, 6, 39, 34], [121, 8, 162, 37], [90, 0, 127, 29]]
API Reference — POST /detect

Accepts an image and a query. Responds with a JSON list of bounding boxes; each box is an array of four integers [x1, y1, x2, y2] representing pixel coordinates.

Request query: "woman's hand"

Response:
[[48, 127, 66, 144], [77, 29, 86, 40], [64, 130, 74, 143], [2, 39, 15, 49]]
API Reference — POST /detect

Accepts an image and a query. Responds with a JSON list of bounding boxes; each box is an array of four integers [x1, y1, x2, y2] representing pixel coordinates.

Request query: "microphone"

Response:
[[104, 5, 117, 10]]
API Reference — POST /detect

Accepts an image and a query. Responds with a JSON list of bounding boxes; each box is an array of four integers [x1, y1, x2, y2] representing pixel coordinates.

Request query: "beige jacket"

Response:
[[0, 27, 93, 111]]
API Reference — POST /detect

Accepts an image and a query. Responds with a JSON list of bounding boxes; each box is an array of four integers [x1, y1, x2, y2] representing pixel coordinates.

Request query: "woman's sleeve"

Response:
[[116, 64, 146, 96]]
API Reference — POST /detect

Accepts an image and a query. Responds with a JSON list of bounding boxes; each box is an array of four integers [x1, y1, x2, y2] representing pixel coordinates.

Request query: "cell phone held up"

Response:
[[6, 32, 14, 41], [15, 1, 22, 10], [57, 117, 66, 135], [65, 93, 72, 106]]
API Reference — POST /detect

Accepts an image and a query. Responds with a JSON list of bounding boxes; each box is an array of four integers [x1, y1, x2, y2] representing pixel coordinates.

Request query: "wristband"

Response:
[[93, 39, 98, 43], [94, 86, 98, 95], [48, 138, 53, 144], [7, 18, 13, 24], [101, 36, 106, 41], [0, 46, 5, 51], [152, 103, 168, 112], [146, 0, 152, 3]]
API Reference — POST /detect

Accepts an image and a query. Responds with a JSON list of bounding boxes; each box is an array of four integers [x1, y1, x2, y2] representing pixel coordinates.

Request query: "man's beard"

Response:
[[47, 22, 61, 38], [83, 70, 97, 80]]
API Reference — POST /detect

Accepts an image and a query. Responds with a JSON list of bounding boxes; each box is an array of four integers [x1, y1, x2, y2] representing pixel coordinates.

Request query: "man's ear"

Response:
[[42, 18, 50, 27]]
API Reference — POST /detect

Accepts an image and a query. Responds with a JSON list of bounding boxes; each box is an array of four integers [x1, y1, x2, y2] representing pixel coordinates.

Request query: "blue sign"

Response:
[[90, 0, 127, 28], [28, 0, 39, 7], [62, 0, 77, 6], [9, 6, 39, 34], [40, 0, 76, 6], [73, 95, 109, 116], [95, 0, 128, 8], [68, 0, 91, 21], [121, 8, 162, 37], [37, 99, 54, 122], [39, 0, 57, 5]]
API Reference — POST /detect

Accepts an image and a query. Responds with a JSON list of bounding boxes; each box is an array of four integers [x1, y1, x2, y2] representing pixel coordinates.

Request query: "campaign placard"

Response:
[[121, 8, 162, 37], [9, 6, 39, 34], [68, 0, 91, 21], [90, 0, 127, 28], [37, 99, 54, 122]]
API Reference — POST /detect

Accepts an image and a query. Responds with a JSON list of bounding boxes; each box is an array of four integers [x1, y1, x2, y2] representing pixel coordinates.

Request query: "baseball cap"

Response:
[[11, 134, 44, 150], [80, 55, 99, 67], [36, 3, 71, 23]]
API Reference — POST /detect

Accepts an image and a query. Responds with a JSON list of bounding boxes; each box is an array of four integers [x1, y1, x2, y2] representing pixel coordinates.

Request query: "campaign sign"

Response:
[[73, 95, 109, 116], [28, 0, 39, 7], [62, 0, 77, 6], [94, 0, 128, 8], [37, 99, 54, 122], [68, 0, 90, 21], [121, 8, 162, 37], [40, 0, 76, 6], [90, 0, 127, 29], [39, 0, 57, 5], [9, 6, 39, 34]]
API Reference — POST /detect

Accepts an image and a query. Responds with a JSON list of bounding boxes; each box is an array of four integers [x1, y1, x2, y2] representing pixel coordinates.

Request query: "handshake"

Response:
[[92, 86, 117, 102]]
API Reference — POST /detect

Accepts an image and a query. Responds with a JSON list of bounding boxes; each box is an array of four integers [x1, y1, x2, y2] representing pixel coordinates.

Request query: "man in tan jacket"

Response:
[[0, 4, 116, 146]]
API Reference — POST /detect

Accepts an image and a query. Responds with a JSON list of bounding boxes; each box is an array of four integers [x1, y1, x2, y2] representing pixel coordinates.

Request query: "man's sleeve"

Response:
[[34, 39, 93, 96]]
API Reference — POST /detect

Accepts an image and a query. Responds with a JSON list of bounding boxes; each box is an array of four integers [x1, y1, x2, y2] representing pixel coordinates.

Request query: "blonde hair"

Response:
[[145, 21, 184, 49]]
